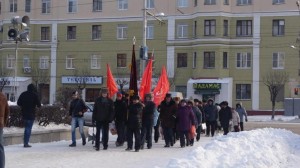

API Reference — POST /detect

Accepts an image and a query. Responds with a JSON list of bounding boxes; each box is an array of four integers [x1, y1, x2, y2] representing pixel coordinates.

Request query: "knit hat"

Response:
[[165, 93, 172, 98], [117, 92, 122, 97]]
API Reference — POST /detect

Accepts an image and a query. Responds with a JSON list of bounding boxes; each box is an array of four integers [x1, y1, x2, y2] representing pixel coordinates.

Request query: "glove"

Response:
[[245, 119, 248, 122]]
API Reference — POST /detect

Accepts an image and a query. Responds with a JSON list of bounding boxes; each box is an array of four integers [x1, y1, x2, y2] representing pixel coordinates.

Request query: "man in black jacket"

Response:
[[92, 88, 115, 151], [68, 91, 87, 147], [114, 92, 127, 147], [219, 101, 232, 135], [17, 84, 41, 148]]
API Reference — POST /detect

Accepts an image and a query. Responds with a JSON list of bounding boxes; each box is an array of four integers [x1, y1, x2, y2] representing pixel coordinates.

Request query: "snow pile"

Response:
[[167, 128, 300, 168], [4, 123, 70, 134]]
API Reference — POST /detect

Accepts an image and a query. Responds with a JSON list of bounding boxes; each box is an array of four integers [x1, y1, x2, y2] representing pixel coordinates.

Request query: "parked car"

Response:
[[83, 102, 94, 127]]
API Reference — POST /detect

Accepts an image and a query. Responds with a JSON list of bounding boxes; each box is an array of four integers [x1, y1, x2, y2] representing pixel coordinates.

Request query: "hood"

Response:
[[27, 84, 36, 92]]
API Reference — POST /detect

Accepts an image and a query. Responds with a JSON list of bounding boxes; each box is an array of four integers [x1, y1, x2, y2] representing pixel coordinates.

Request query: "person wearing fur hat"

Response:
[[236, 103, 248, 131], [126, 95, 143, 152], [93, 87, 115, 151], [114, 92, 128, 147], [140, 93, 156, 149]]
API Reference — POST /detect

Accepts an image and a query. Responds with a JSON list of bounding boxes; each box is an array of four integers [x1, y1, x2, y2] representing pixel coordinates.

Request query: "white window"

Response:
[[204, 20, 216, 36], [92, 25, 101, 40], [237, 0, 252, 5], [118, 0, 128, 10], [204, 0, 216, 5], [236, 20, 252, 36], [146, 24, 154, 39], [93, 0, 102, 11], [66, 56, 75, 69], [193, 52, 197, 69], [68, 0, 77, 13], [177, 0, 188, 7], [117, 24, 128, 39], [273, 0, 284, 4], [42, 0, 51, 14], [146, 0, 154, 9], [273, 20, 285, 36], [25, 0, 31, 12], [9, 0, 17, 12], [39, 56, 49, 69], [91, 55, 101, 69], [23, 56, 30, 68], [236, 52, 251, 68], [7, 55, 15, 69], [273, 52, 285, 69], [177, 24, 188, 38]]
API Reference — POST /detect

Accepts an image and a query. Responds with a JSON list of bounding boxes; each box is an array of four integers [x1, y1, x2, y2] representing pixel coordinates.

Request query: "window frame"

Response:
[[117, 24, 128, 39], [67, 26, 76, 40], [92, 25, 102, 40], [236, 84, 251, 100], [272, 19, 285, 36], [272, 0, 285, 5], [41, 26, 50, 41], [91, 55, 101, 69], [177, 0, 188, 8], [146, 0, 154, 9], [9, 0, 17, 13], [177, 24, 188, 38], [146, 24, 154, 39], [68, 0, 77, 13], [224, 0, 229, 5], [223, 52, 228, 69], [204, 0, 216, 5], [118, 0, 128, 10], [236, 52, 251, 69], [66, 56, 75, 69], [237, 0, 252, 6], [42, 0, 51, 14], [272, 52, 285, 69], [192, 52, 197, 69], [223, 20, 228, 36], [39, 56, 49, 69], [7, 55, 15, 69], [177, 53, 188, 68], [23, 56, 30, 68], [236, 20, 252, 37], [204, 20, 216, 36], [117, 53, 127, 68], [25, 0, 31, 12], [93, 0, 102, 12], [204, 51, 215, 69]]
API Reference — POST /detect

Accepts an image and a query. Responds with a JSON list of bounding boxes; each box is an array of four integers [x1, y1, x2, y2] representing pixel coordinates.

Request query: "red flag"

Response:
[[129, 43, 138, 96], [153, 66, 169, 106], [106, 64, 118, 98], [139, 59, 153, 101]]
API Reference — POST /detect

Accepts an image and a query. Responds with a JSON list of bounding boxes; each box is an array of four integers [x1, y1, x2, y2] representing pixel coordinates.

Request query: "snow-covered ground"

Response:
[[3, 115, 300, 168]]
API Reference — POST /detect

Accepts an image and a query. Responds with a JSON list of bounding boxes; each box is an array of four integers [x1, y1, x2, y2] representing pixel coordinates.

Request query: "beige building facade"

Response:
[[0, 0, 299, 112]]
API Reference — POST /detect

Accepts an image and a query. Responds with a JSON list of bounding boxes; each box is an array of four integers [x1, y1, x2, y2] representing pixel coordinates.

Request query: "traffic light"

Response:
[[8, 16, 30, 42], [294, 88, 298, 95]]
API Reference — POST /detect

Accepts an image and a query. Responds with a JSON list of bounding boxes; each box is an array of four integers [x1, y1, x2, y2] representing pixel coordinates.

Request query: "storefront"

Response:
[[187, 78, 233, 106], [0, 77, 32, 102]]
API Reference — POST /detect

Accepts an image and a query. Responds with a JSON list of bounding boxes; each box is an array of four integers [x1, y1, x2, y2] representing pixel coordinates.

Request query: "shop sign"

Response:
[[61, 76, 103, 84], [193, 83, 221, 90]]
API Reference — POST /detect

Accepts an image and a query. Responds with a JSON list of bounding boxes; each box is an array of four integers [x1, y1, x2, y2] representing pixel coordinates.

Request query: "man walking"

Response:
[[0, 92, 9, 168], [17, 84, 41, 147]]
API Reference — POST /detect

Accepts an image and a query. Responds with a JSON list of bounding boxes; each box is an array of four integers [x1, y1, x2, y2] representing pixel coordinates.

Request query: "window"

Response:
[[42, 0, 51, 14], [39, 56, 49, 69], [273, 0, 284, 4], [193, 21, 197, 38], [67, 26, 76, 40], [7, 55, 15, 69], [146, 0, 154, 9], [237, 0, 252, 5], [146, 24, 154, 39], [223, 52, 228, 68], [177, 24, 188, 38], [93, 0, 102, 11], [91, 55, 100, 69], [204, 52, 215, 68], [117, 24, 127, 39], [92, 25, 102, 40], [223, 20, 228, 36], [117, 54, 127, 68], [193, 52, 197, 68], [23, 56, 30, 68], [273, 20, 285, 36], [25, 0, 31, 12], [236, 20, 252, 36], [204, 0, 216, 5], [194, 0, 198, 6], [41, 27, 50, 41], [273, 52, 285, 69], [66, 56, 75, 69], [68, 0, 77, 13], [118, 0, 128, 10], [204, 20, 216, 36], [236, 84, 251, 99], [177, 53, 187, 68], [9, 0, 17, 12], [224, 0, 229, 5], [177, 0, 188, 7], [236, 52, 251, 68]]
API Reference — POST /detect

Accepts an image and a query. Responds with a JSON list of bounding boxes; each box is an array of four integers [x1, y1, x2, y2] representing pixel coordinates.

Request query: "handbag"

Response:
[[201, 123, 206, 130]]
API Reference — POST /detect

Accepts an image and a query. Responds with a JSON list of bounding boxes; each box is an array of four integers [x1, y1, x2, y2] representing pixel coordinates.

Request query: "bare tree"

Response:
[[31, 66, 50, 104], [263, 71, 289, 120]]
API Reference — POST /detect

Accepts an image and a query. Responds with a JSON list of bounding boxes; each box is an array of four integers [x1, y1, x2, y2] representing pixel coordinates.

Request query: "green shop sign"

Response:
[[193, 83, 221, 90]]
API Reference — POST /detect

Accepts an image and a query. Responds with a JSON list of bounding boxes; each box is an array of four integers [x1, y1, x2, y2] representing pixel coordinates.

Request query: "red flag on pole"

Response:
[[129, 42, 138, 96], [153, 66, 169, 106], [139, 59, 153, 101], [106, 64, 118, 98]]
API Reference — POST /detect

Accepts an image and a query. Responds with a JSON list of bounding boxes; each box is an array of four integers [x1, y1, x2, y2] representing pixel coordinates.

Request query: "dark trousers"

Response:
[[179, 130, 189, 147], [127, 127, 141, 150], [206, 120, 216, 137], [221, 122, 230, 135], [141, 125, 153, 148], [196, 125, 201, 141], [162, 126, 173, 146], [116, 121, 126, 144], [234, 125, 240, 132], [239, 122, 244, 131], [95, 121, 109, 148], [24, 119, 34, 145], [154, 125, 160, 142], [0, 143, 4, 168]]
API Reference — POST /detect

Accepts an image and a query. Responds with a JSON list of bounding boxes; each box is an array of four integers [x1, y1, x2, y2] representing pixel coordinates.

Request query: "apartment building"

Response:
[[0, 0, 299, 112]]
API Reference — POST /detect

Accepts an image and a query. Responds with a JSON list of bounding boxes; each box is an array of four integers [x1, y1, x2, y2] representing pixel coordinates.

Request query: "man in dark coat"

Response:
[[114, 92, 128, 147], [159, 93, 177, 147], [17, 83, 41, 148], [219, 101, 232, 135], [68, 91, 87, 147], [92, 88, 115, 151], [0, 92, 9, 168], [203, 99, 218, 137], [126, 95, 143, 152], [141, 93, 156, 149]]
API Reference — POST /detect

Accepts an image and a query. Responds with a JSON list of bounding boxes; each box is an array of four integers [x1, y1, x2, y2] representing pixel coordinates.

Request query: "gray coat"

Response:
[[236, 104, 247, 122]]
